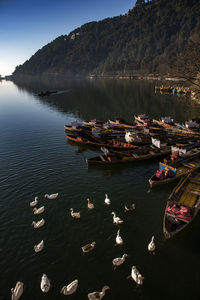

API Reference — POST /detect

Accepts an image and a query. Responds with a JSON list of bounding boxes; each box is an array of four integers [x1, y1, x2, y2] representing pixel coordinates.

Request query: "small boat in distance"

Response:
[[163, 169, 200, 239], [38, 90, 57, 96]]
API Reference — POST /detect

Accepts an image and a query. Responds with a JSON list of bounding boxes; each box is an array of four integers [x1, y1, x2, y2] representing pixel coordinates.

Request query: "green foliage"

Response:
[[13, 0, 200, 76]]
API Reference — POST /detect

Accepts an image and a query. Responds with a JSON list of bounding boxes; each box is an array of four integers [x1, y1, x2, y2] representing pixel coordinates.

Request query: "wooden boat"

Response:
[[160, 86, 173, 93], [125, 131, 151, 145], [181, 121, 200, 134], [86, 146, 171, 165], [156, 86, 190, 95], [38, 90, 57, 96], [64, 121, 89, 132], [108, 118, 137, 129], [149, 150, 200, 187], [134, 114, 152, 125], [66, 134, 139, 150], [163, 169, 200, 239], [83, 118, 103, 127], [154, 118, 200, 137], [102, 123, 128, 133]]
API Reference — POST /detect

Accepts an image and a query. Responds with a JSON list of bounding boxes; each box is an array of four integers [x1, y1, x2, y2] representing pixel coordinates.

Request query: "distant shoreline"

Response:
[[10, 73, 187, 84], [87, 74, 187, 83]]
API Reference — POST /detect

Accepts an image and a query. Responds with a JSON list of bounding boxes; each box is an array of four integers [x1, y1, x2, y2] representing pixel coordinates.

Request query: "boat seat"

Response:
[[166, 213, 189, 223], [176, 166, 188, 175], [182, 162, 195, 168], [179, 191, 197, 207], [187, 182, 200, 190], [189, 178, 200, 184]]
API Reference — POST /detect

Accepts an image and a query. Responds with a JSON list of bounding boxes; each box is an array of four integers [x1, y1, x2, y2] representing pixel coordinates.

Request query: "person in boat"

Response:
[[164, 167, 170, 178], [155, 167, 170, 180], [155, 169, 165, 180], [171, 150, 179, 162]]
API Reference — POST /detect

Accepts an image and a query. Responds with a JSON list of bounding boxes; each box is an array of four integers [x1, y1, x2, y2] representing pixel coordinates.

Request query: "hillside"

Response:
[[13, 0, 200, 77]]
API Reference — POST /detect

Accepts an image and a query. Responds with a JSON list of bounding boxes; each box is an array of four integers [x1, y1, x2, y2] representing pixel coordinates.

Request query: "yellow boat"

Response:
[[163, 169, 200, 239]]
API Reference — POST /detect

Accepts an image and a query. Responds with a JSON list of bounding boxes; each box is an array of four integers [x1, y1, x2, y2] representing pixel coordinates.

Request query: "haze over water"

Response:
[[1, 77, 200, 300]]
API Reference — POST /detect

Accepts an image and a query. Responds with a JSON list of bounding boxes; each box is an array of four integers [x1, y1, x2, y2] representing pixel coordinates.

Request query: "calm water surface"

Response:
[[1, 78, 200, 300]]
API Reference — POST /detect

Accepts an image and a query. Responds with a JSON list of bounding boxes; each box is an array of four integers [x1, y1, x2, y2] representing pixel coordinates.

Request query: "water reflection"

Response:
[[2, 78, 200, 300], [12, 76, 200, 123]]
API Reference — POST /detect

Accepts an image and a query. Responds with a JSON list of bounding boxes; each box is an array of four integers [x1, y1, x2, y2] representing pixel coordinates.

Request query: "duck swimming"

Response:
[[33, 206, 44, 215], [127, 266, 144, 285], [81, 241, 96, 253], [70, 208, 80, 219], [87, 198, 94, 209], [40, 274, 50, 293], [32, 218, 45, 228], [111, 212, 123, 225], [60, 279, 78, 295], [11, 281, 23, 300], [30, 196, 38, 207], [148, 236, 155, 254], [88, 286, 110, 300], [124, 202, 135, 212], [115, 229, 123, 246], [44, 193, 58, 199], [112, 254, 128, 269], [104, 194, 111, 205], [34, 240, 44, 253]]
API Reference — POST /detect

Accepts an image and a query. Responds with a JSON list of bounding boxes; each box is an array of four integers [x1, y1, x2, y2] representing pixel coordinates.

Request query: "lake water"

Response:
[[1, 77, 200, 300]]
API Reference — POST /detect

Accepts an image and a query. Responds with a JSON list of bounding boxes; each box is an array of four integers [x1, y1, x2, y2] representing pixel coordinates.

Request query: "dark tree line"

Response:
[[13, 0, 200, 78]]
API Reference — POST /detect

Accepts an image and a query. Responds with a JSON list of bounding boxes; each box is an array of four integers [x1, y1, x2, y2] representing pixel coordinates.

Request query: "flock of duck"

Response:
[[11, 193, 155, 300]]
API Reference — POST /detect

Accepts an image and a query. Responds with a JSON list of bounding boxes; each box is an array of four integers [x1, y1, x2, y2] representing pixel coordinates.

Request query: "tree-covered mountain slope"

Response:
[[13, 0, 200, 77]]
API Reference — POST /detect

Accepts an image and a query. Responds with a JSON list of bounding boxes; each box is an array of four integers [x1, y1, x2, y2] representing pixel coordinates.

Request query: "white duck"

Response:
[[30, 196, 38, 207], [70, 208, 80, 219], [88, 286, 110, 300], [127, 266, 144, 285], [104, 194, 111, 205], [81, 241, 96, 253], [111, 212, 123, 225], [40, 274, 50, 293], [11, 281, 23, 300], [33, 206, 44, 215], [60, 279, 78, 295], [115, 229, 123, 246], [148, 236, 155, 254], [112, 254, 128, 269], [87, 198, 94, 209], [44, 193, 58, 199], [124, 202, 135, 212], [32, 218, 45, 228], [34, 240, 44, 253]]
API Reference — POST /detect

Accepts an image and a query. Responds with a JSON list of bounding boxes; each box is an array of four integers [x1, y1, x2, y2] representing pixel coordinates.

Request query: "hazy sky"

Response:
[[0, 0, 136, 76]]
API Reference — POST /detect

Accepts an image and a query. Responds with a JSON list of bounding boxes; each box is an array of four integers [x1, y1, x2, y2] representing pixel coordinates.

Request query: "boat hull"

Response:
[[163, 170, 200, 239], [86, 148, 171, 165]]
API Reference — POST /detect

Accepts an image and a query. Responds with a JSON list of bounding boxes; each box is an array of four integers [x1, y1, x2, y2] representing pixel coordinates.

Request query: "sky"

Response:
[[0, 0, 135, 76]]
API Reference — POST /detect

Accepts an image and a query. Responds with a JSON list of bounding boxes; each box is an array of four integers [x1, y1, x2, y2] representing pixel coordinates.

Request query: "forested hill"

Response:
[[13, 0, 200, 77]]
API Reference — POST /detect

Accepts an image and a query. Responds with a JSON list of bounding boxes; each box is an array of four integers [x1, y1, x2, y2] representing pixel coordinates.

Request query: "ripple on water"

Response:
[[1, 80, 200, 300]]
